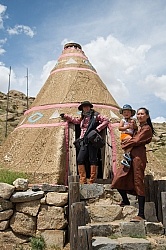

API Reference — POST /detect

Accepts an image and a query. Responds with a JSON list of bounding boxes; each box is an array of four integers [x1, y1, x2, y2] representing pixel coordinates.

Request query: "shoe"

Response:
[[130, 216, 146, 222], [121, 159, 130, 168], [123, 153, 132, 161], [118, 201, 130, 207]]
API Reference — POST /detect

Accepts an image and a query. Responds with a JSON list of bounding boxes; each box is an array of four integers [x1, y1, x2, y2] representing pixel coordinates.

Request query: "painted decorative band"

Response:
[[24, 103, 119, 115], [15, 122, 68, 130], [58, 53, 87, 59], [50, 67, 97, 76]]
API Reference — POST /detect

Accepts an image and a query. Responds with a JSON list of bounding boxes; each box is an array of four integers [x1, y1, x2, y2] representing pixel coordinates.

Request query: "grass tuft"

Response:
[[0, 168, 29, 185], [30, 236, 46, 250]]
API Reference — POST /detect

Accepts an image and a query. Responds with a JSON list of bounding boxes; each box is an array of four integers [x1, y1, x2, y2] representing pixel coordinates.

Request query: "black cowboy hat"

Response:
[[119, 104, 136, 116], [78, 101, 93, 111]]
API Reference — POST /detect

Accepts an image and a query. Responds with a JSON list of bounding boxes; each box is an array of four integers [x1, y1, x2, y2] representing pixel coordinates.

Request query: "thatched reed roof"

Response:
[[32, 42, 119, 108]]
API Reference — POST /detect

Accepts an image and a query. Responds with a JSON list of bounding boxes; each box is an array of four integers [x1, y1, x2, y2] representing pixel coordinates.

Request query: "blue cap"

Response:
[[119, 104, 136, 116]]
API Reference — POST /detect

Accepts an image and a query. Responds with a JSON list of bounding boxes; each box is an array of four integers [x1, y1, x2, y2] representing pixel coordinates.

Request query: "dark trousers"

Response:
[[77, 143, 98, 165]]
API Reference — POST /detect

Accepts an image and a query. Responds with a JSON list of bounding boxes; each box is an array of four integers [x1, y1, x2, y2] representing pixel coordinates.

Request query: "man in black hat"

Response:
[[60, 101, 109, 184]]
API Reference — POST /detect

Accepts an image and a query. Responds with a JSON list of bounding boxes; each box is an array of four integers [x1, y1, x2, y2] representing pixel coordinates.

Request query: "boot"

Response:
[[89, 165, 98, 184], [78, 165, 87, 184], [138, 195, 145, 219], [117, 189, 130, 205]]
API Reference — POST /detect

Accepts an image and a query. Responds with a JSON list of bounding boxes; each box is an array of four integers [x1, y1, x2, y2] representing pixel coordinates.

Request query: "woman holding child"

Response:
[[111, 107, 155, 222]]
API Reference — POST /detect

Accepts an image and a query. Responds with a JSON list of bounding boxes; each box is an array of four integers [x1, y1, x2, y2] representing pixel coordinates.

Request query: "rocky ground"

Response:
[[0, 90, 166, 180]]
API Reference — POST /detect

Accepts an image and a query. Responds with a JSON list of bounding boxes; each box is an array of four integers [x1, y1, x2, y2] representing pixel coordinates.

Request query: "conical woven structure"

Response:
[[32, 42, 119, 107], [0, 43, 122, 184]]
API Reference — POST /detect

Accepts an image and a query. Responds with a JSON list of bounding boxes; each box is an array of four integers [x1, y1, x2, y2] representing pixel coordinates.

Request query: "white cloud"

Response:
[[7, 25, 36, 38], [40, 60, 57, 84], [83, 35, 152, 104], [0, 65, 17, 93], [0, 38, 7, 55], [152, 117, 166, 123], [144, 74, 166, 101], [0, 4, 7, 29]]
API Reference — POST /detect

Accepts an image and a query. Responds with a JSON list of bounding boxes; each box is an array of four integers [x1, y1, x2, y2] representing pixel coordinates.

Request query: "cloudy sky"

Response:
[[0, 0, 166, 122]]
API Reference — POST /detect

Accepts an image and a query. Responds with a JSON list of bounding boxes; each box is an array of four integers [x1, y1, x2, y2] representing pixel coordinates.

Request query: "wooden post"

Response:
[[70, 202, 86, 250], [68, 176, 80, 248], [77, 225, 93, 250], [156, 180, 166, 223], [103, 127, 112, 179], [144, 174, 154, 202], [68, 124, 77, 176], [161, 192, 166, 230]]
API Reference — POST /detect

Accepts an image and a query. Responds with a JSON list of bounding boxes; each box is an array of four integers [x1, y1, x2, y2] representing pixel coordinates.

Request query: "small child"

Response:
[[119, 104, 138, 168]]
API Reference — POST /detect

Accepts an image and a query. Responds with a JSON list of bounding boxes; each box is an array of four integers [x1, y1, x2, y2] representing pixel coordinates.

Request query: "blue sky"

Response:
[[0, 0, 166, 122]]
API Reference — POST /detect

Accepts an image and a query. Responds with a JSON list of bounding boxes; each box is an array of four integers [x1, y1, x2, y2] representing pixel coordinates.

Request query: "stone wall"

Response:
[[0, 179, 68, 249], [0, 179, 164, 250]]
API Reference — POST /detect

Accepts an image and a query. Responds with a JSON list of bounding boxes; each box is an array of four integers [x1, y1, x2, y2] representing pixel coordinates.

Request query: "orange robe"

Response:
[[111, 124, 153, 196]]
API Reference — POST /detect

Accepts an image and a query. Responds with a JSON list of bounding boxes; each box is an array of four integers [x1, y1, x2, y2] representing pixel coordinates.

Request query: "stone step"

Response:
[[88, 220, 164, 238], [92, 236, 151, 250], [92, 235, 166, 250], [88, 220, 166, 249]]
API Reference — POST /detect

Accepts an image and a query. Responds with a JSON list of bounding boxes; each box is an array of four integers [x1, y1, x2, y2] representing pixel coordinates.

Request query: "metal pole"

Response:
[[26, 68, 29, 110], [5, 66, 11, 137]]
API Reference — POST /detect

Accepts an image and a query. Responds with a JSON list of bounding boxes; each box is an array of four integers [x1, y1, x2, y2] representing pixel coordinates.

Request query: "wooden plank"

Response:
[[156, 180, 166, 223], [77, 225, 92, 250], [161, 192, 166, 229], [68, 124, 77, 176], [68, 179, 80, 246], [144, 174, 154, 202], [68, 175, 79, 184], [103, 127, 112, 179], [70, 202, 86, 250]]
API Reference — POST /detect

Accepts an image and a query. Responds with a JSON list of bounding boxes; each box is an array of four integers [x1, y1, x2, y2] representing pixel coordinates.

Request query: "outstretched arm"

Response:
[[62, 114, 81, 124]]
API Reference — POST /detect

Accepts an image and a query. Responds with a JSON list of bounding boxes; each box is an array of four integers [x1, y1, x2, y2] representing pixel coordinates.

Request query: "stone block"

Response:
[[10, 189, 44, 202], [0, 198, 13, 211], [10, 212, 36, 236], [145, 222, 164, 235], [0, 183, 15, 199], [92, 236, 120, 249], [80, 183, 104, 199], [120, 221, 146, 238], [0, 220, 9, 231], [90, 222, 113, 237], [145, 202, 158, 222], [40, 229, 66, 249], [46, 192, 68, 206], [16, 199, 41, 216], [118, 237, 151, 250], [87, 204, 122, 223], [37, 205, 67, 230]]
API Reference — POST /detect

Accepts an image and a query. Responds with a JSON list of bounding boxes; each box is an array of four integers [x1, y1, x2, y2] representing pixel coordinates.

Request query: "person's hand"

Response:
[[60, 113, 65, 118], [125, 124, 130, 129]]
